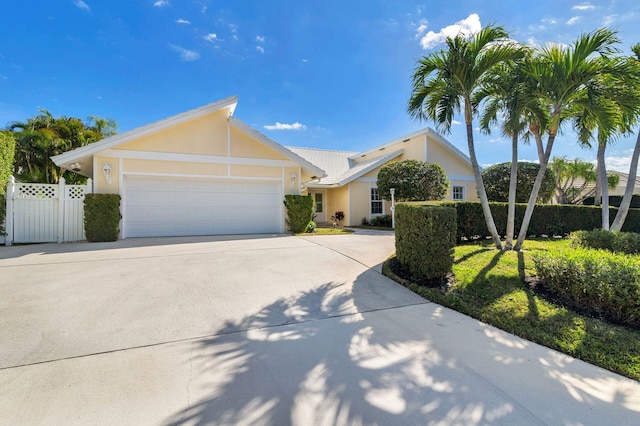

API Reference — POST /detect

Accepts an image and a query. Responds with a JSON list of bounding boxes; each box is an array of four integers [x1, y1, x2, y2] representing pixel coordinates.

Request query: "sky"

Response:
[[2, 1, 640, 172]]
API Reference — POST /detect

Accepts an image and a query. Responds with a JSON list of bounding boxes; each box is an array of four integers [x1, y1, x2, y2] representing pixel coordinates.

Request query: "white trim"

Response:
[[92, 156, 98, 192], [51, 96, 238, 166], [347, 183, 352, 226], [452, 185, 465, 201], [448, 175, 475, 182], [369, 184, 385, 218], [122, 171, 283, 181], [119, 158, 125, 239], [336, 149, 403, 187], [355, 177, 377, 183], [100, 149, 300, 168], [226, 118, 231, 176]]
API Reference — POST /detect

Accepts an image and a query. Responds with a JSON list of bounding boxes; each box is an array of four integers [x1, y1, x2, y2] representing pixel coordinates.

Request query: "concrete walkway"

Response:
[[0, 230, 638, 425]]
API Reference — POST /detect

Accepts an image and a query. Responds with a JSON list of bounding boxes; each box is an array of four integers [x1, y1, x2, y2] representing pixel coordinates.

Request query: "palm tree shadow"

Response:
[[160, 273, 512, 425]]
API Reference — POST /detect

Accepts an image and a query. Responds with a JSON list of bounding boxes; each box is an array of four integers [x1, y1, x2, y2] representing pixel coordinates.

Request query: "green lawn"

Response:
[[383, 238, 640, 381], [296, 227, 354, 236]]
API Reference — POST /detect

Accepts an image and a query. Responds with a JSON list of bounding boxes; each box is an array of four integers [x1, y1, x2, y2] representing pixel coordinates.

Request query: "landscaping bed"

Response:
[[383, 238, 640, 381]]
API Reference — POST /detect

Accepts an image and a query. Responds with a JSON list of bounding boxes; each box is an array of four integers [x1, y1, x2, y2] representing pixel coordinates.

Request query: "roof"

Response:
[[288, 146, 403, 187], [50, 96, 325, 179]]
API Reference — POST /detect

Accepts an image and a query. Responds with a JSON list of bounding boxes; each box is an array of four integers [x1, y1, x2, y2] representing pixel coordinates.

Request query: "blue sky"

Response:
[[2, 1, 640, 171]]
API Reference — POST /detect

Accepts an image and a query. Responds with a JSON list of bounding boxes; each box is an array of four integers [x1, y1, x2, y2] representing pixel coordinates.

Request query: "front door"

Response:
[[309, 191, 326, 222]]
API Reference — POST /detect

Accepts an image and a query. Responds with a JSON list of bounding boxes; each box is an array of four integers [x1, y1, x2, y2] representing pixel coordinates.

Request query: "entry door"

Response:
[[309, 191, 326, 222]]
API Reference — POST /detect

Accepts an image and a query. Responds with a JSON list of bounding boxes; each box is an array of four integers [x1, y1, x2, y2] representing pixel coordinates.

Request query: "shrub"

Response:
[[284, 194, 314, 234], [371, 214, 392, 227], [584, 194, 640, 208], [377, 160, 449, 201], [482, 162, 556, 203], [331, 211, 345, 225], [572, 229, 640, 255], [84, 193, 121, 242], [306, 221, 317, 233], [395, 203, 456, 280], [361, 217, 370, 226], [533, 248, 640, 329], [441, 201, 640, 241]]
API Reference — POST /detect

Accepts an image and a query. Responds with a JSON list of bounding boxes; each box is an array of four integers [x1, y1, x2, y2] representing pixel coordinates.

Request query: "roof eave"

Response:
[[337, 149, 404, 186]]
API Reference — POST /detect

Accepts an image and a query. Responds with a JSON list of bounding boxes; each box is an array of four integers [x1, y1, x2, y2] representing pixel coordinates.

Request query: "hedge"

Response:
[[533, 248, 640, 329], [84, 194, 121, 242], [572, 229, 640, 255], [441, 201, 640, 241], [583, 194, 640, 208], [395, 202, 456, 280], [284, 194, 314, 234]]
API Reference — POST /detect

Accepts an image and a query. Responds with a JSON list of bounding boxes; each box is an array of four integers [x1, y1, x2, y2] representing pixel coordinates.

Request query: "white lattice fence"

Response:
[[4, 176, 92, 245]]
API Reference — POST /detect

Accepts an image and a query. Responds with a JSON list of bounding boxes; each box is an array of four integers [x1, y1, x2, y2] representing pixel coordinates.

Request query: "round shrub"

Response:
[[482, 162, 556, 203], [377, 160, 449, 202]]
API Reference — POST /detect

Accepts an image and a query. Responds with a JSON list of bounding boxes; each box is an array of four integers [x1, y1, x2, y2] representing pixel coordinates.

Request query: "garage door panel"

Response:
[[124, 176, 282, 237]]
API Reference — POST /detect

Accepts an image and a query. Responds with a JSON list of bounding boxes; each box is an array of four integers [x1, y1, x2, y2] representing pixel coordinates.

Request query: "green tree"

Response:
[[513, 28, 625, 250], [7, 109, 117, 184], [551, 157, 619, 205], [376, 160, 449, 202], [482, 162, 555, 204], [408, 24, 524, 250], [0, 131, 15, 191], [611, 44, 640, 231]]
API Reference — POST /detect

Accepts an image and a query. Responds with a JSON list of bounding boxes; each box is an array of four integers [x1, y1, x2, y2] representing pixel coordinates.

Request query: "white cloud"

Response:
[[203, 33, 218, 42], [414, 19, 428, 38], [256, 35, 265, 43], [603, 14, 618, 26], [605, 150, 637, 173], [169, 44, 200, 61], [230, 24, 239, 40], [73, 1, 90, 11], [176, 19, 191, 25], [419, 13, 482, 49], [572, 2, 595, 11], [451, 119, 462, 125], [542, 17, 557, 25], [302, 58, 308, 63], [256, 46, 264, 54], [264, 122, 307, 131], [566, 16, 582, 25], [154, 0, 169, 7]]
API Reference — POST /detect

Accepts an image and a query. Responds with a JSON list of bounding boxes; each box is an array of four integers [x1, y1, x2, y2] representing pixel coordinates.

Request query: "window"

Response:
[[452, 185, 465, 201], [314, 193, 323, 213], [371, 188, 383, 214]]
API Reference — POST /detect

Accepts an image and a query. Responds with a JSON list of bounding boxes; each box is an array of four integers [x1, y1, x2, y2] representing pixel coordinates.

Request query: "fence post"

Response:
[[58, 177, 65, 243], [5, 176, 14, 247]]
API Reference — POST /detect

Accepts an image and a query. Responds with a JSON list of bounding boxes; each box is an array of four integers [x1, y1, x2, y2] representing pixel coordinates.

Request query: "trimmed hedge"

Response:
[[84, 194, 121, 242], [395, 202, 456, 280], [572, 229, 640, 255], [441, 201, 640, 241], [284, 194, 314, 234], [584, 194, 640, 208], [533, 248, 640, 329]]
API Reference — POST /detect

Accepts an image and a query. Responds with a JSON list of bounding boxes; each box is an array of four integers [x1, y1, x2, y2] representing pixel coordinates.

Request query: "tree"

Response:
[[7, 110, 117, 184], [611, 44, 640, 231], [0, 131, 15, 191], [551, 157, 618, 204], [408, 24, 524, 249], [482, 162, 555, 203], [513, 28, 624, 250], [376, 160, 448, 202]]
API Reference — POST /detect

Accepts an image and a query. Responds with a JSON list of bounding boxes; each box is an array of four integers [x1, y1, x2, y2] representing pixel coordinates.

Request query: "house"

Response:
[[52, 97, 477, 238]]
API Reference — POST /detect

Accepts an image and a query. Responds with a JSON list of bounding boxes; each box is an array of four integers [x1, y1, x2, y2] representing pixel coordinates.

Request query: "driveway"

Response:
[[0, 230, 638, 425]]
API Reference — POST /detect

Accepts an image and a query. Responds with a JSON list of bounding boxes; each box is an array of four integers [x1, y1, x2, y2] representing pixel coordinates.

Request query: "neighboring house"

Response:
[[554, 171, 640, 204], [52, 97, 477, 238]]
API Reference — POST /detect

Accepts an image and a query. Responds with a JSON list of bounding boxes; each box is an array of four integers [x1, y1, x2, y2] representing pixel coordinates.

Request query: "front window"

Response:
[[371, 188, 383, 214], [315, 193, 323, 213], [452, 185, 464, 201]]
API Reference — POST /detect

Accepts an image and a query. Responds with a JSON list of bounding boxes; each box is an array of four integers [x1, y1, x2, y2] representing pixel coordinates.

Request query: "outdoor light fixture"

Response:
[[290, 173, 297, 189], [70, 162, 82, 172], [103, 163, 112, 185], [390, 188, 396, 229]]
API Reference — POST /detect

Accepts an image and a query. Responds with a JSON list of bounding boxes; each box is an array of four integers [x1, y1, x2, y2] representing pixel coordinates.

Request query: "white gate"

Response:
[[4, 176, 92, 246]]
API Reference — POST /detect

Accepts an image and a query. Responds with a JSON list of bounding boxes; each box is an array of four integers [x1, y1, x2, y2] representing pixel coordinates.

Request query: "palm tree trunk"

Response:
[[505, 132, 518, 249], [596, 139, 609, 229], [465, 117, 503, 250], [514, 132, 557, 250], [610, 130, 640, 231]]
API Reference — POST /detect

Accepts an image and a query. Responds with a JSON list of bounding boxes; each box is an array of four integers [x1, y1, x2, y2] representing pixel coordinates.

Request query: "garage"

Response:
[[124, 176, 283, 237]]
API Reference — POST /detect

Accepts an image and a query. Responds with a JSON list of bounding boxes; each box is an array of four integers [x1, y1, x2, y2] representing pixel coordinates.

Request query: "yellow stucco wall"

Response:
[[284, 167, 301, 195], [123, 159, 228, 176], [427, 137, 473, 176], [326, 186, 350, 224], [230, 127, 288, 160], [116, 110, 228, 155], [230, 164, 281, 178]]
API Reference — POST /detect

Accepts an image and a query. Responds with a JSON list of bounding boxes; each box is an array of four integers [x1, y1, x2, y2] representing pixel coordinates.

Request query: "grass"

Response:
[[383, 238, 640, 382], [296, 227, 354, 236], [347, 225, 394, 231]]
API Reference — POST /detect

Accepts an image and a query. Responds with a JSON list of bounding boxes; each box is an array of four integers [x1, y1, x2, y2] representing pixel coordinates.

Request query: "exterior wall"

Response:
[[426, 136, 473, 176], [230, 126, 288, 160], [326, 186, 349, 224], [117, 110, 228, 155], [94, 156, 120, 194], [352, 134, 427, 164]]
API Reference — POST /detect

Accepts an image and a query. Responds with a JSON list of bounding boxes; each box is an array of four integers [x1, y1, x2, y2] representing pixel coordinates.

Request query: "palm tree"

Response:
[[611, 43, 640, 231], [478, 53, 545, 249], [513, 28, 623, 250], [408, 24, 524, 250]]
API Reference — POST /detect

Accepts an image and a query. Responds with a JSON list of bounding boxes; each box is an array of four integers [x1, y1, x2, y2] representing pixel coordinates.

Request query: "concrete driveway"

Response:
[[0, 230, 638, 425]]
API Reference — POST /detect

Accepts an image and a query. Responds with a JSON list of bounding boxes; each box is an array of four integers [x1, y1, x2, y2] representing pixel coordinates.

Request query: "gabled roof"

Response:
[[228, 117, 325, 178], [288, 146, 403, 187], [52, 96, 239, 176]]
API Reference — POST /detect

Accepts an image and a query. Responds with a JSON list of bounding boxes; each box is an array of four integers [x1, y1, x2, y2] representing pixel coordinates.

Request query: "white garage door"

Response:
[[124, 176, 283, 237]]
